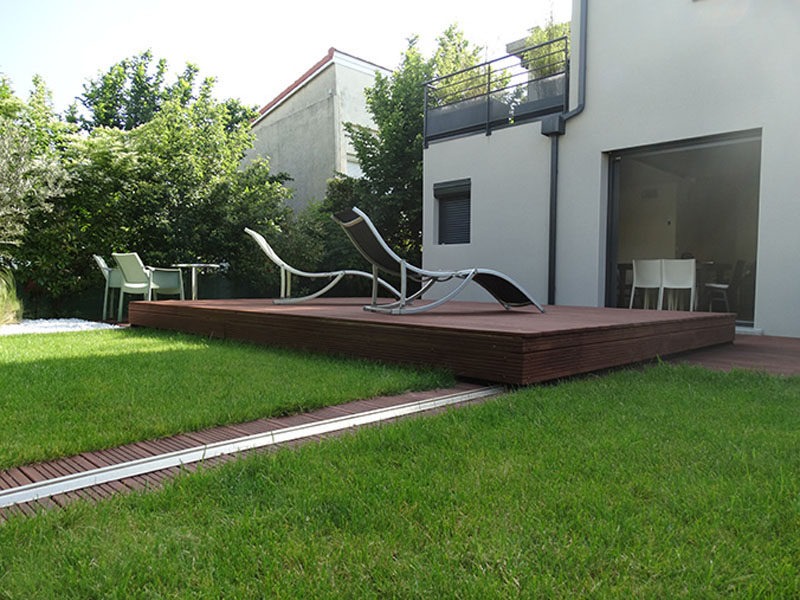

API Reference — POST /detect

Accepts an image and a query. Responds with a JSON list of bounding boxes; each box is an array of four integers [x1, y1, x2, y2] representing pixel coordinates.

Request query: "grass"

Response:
[[1, 364, 798, 597], [0, 328, 453, 469]]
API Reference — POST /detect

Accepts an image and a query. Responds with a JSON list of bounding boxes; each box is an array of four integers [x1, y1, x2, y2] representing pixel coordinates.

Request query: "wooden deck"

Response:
[[129, 298, 735, 385], [668, 333, 800, 376]]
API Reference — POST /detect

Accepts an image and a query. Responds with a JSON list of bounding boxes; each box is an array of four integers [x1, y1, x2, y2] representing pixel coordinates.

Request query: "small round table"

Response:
[[171, 263, 221, 300]]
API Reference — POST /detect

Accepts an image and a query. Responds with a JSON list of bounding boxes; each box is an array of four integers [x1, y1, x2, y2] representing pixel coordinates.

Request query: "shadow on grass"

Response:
[[0, 328, 453, 470]]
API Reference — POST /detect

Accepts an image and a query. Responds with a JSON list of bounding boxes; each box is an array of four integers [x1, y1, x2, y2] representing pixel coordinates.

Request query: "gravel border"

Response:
[[0, 319, 120, 336]]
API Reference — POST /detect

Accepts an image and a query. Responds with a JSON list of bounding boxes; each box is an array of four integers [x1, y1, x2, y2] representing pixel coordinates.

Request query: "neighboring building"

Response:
[[244, 48, 390, 211], [422, 0, 800, 337]]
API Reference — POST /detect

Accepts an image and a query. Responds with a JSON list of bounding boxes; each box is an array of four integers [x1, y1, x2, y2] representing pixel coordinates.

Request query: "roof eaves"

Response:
[[252, 47, 335, 125], [251, 48, 390, 127]]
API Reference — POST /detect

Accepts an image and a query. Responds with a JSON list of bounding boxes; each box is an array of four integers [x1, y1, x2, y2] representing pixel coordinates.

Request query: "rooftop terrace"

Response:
[[424, 36, 569, 144]]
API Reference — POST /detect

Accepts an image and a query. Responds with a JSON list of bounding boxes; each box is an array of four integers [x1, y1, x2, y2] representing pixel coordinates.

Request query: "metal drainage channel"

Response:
[[0, 386, 504, 509]]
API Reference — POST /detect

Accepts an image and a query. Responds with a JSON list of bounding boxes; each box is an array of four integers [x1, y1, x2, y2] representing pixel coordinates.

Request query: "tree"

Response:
[[14, 126, 137, 302], [15, 74, 294, 310], [523, 19, 571, 78], [69, 50, 255, 133], [69, 50, 171, 130], [209, 158, 310, 296], [0, 77, 70, 256], [7, 55, 298, 315], [320, 25, 483, 270], [122, 78, 257, 264], [430, 24, 486, 104]]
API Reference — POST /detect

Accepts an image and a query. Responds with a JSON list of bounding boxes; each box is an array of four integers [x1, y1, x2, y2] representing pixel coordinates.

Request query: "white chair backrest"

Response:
[[632, 259, 662, 289], [662, 259, 695, 289], [93, 254, 111, 281], [94, 254, 123, 287], [112, 252, 149, 284]]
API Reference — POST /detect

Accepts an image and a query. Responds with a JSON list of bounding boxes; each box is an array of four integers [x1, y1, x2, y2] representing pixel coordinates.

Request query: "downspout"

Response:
[[564, 0, 588, 122], [543, 0, 588, 305], [546, 135, 560, 305]]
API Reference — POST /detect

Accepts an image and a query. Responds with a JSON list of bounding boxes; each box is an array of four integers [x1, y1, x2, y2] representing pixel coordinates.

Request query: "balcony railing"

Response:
[[424, 37, 568, 144]]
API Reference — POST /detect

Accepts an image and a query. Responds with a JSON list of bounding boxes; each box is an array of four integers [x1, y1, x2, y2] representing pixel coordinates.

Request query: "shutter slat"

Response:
[[439, 196, 470, 244]]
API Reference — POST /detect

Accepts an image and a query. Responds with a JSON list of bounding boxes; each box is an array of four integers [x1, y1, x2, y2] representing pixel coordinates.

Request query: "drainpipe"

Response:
[[542, 0, 588, 306], [546, 135, 560, 305], [564, 0, 588, 122]]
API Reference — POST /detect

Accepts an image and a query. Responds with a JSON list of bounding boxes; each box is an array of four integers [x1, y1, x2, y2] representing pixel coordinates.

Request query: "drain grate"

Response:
[[0, 386, 503, 509]]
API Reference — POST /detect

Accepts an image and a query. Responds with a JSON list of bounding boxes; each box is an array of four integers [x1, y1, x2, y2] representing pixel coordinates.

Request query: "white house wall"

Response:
[[423, 0, 800, 336], [422, 121, 551, 304], [558, 0, 800, 335]]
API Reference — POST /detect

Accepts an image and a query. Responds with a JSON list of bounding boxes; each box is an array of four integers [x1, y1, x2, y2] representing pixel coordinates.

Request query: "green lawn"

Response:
[[0, 328, 453, 469], [1, 364, 798, 597]]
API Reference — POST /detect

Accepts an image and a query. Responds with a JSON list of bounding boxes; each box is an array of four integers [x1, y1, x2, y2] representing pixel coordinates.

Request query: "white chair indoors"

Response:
[[660, 258, 696, 311], [629, 259, 662, 309], [112, 252, 185, 321], [706, 259, 744, 313]]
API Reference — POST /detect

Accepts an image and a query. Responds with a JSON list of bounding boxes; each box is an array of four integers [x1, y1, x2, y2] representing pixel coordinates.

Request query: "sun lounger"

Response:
[[244, 227, 400, 304], [331, 207, 545, 315]]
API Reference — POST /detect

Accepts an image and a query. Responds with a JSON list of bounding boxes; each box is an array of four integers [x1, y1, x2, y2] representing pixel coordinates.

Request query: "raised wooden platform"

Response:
[[668, 334, 800, 376], [129, 298, 735, 385]]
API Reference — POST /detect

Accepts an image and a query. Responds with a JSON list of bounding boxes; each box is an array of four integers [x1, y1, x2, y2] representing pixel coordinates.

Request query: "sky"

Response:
[[0, 0, 571, 114]]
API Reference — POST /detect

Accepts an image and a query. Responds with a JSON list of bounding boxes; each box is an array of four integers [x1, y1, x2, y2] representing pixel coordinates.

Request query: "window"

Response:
[[434, 179, 471, 245], [346, 156, 364, 178]]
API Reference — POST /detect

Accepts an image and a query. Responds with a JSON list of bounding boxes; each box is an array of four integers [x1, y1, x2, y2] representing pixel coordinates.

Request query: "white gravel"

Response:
[[0, 318, 120, 336]]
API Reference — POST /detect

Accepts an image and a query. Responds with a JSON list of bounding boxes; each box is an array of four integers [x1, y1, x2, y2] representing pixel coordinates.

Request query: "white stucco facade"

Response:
[[423, 122, 552, 304], [423, 0, 800, 337], [245, 50, 389, 211]]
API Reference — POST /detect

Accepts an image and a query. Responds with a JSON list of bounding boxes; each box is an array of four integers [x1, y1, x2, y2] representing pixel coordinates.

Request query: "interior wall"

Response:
[[618, 160, 681, 261], [681, 177, 758, 266]]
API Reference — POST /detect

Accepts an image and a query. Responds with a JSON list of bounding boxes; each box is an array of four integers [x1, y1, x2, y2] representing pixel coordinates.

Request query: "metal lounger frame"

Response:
[[331, 207, 545, 315], [244, 227, 400, 304]]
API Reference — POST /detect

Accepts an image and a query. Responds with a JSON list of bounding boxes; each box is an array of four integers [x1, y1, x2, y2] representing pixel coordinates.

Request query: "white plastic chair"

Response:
[[661, 258, 696, 311], [629, 259, 662, 309], [92, 255, 122, 321], [112, 252, 185, 321]]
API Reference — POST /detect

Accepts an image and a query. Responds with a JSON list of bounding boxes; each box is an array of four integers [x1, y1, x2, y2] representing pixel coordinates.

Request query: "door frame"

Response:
[[604, 128, 762, 309]]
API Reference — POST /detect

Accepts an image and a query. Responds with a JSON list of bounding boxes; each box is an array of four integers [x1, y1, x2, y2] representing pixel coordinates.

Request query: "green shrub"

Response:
[[0, 269, 22, 324]]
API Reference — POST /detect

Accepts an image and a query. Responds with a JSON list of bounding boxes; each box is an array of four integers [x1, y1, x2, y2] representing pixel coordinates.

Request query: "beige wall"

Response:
[[333, 62, 379, 174], [245, 56, 385, 211], [245, 66, 337, 211]]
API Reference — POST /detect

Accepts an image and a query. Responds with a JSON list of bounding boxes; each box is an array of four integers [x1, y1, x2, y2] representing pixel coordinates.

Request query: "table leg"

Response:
[[191, 268, 198, 300]]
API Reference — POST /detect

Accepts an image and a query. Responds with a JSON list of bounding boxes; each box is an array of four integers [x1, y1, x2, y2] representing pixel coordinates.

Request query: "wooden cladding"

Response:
[[129, 298, 735, 385]]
